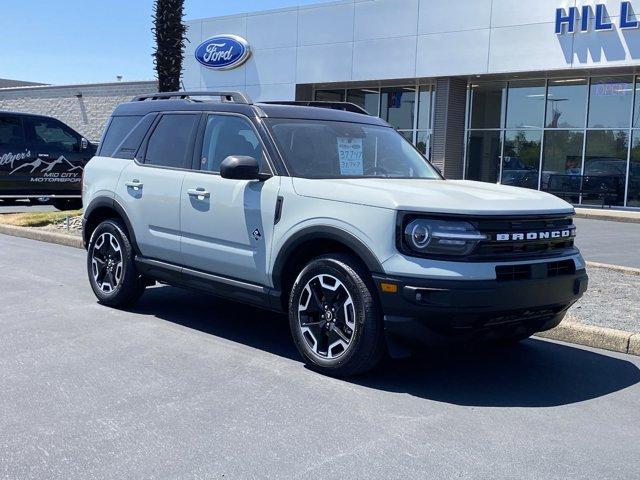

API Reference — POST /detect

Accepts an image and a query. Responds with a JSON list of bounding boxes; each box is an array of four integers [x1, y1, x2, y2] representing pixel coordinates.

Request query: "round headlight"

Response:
[[408, 221, 431, 250]]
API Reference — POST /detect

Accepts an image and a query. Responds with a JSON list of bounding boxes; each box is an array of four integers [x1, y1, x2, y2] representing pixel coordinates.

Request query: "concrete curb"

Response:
[[575, 208, 640, 224], [586, 261, 640, 276], [0, 224, 83, 249], [536, 317, 639, 357]]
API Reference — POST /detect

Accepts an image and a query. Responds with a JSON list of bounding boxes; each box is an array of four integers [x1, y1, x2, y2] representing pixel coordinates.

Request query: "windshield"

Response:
[[267, 119, 441, 179]]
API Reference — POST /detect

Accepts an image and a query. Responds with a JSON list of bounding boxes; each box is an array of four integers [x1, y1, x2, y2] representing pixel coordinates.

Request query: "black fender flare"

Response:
[[271, 225, 384, 291], [83, 196, 139, 252]]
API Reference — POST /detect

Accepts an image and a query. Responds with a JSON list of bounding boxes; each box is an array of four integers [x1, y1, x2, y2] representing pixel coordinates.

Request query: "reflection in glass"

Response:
[[398, 130, 413, 143], [381, 87, 415, 130], [629, 131, 640, 206], [541, 130, 584, 203], [347, 88, 379, 115], [418, 86, 433, 130], [501, 131, 541, 189], [466, 130, 501, 183], [588, 76, 633, 128], [634, 78, 640, 128], [506, 80, 545, 129], [546, 78, 588, 128], [582, 130, 628, 206], [416, 131, 430, 157], [470, 82, 506, 129], [315, 89, 345, 102]]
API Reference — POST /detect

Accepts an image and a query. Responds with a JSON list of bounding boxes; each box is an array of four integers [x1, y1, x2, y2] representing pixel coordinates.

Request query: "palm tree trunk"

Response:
[[153, 0, 187, 92]]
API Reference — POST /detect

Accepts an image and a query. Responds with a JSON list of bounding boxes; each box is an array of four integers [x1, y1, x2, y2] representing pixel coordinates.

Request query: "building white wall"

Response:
[[0, 81, 157, 141], [183, 0, 640, 100]]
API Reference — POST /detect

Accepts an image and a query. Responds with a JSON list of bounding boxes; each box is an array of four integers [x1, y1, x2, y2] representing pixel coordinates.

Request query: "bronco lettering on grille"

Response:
[[495, 230, 573, 241]]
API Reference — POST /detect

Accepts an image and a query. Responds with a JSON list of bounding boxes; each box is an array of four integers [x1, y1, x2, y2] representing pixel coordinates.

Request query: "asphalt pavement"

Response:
[[0, 200, 54, 214], [1, 233, 639, 479], [574, 217, 640, 269]]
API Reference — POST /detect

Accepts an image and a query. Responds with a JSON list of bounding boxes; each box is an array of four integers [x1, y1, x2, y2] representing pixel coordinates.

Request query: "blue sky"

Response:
[[1, 0, 333, 85]]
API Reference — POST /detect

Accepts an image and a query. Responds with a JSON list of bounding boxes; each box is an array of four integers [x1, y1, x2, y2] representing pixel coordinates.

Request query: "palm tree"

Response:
[[152, 0, 187, 92]]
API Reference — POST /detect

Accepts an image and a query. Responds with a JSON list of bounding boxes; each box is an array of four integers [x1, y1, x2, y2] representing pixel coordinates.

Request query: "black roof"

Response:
[[112, 91, 388, 127], [0, 110, 58, 120]]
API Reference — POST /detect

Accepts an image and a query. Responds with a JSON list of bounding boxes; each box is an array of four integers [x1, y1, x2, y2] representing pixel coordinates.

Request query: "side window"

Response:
[[99, 115, 142, 157], [28, 118, 79, 153], [200, 114, 268, 173], [144, 114, 199, 168], [0, 116, 25, 146]]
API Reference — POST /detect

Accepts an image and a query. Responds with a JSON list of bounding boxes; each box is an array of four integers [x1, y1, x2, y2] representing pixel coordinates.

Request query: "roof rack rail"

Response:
[[132, 91, 252, 104], [260, 101, 370, 116]]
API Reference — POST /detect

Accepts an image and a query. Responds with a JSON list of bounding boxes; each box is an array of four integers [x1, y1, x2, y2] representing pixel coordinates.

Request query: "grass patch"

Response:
[[0, 210, 83, 228]]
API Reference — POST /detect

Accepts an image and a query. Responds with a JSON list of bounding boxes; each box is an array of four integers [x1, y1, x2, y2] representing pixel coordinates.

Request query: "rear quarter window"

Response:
[[99, 116, 143, 157], [0, 116, 25, 146]]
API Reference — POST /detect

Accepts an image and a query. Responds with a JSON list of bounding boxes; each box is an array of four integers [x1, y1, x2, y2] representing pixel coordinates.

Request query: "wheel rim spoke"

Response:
[[91, 232, 123, 294], [298, 273, 356, 360]]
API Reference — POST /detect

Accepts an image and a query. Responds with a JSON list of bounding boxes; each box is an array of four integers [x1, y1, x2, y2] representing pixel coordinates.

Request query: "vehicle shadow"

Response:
[[132, 285, 640, 408]]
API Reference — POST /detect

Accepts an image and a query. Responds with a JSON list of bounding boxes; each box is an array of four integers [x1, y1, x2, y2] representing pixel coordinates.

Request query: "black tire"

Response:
[[87, 219, 145, 307], [288, 254, 385, 377], [52, 198, 82, 211]]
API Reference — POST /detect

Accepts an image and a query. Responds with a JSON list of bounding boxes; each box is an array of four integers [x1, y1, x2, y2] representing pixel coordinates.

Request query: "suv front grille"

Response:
[[469, 215, 576, 261]]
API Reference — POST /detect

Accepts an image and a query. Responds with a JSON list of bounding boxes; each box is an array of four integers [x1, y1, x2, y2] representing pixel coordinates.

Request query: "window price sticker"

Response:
[[337, 137, 363, 175]]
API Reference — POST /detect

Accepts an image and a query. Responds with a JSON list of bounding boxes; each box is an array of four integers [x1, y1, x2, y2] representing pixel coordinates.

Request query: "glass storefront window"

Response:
[[501, 130, 541, 189], [470, 82, 506, 129], [381, 87, 415, 130], [506, 80, 546, 129], [546, 78, 587, 128], [629, 131, 640, 206], [315, 89, 345, 102], [346, 88, 379, 115], [633, 78, 640, 128], [582, 130, 629, 206], [398, 130, 414, 143], [588, 76, 634, 129], [417, 86, 433, 130], [541, 130, 584, 202], [416, 131, 430, 157], [466, 130, 501, 183]]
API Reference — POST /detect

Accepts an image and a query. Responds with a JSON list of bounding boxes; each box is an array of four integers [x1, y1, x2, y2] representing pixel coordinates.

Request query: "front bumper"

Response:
[[373, 268, 588, 348]]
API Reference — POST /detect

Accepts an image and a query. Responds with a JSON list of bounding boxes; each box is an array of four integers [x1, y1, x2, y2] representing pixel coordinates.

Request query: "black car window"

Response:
[[27, 117, 79, 153], [144, 114, 199, 169], [100, 115, 142, 157], [200, 114, 268, 174], [0, 116, 25, 146]]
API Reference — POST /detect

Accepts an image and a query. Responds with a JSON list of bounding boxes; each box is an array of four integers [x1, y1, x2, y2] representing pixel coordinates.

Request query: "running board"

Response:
[[134, 256, 282, 311]]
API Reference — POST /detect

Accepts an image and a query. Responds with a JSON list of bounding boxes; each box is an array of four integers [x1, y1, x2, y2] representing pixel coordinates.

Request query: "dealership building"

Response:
[[183, 0, 640, 208]]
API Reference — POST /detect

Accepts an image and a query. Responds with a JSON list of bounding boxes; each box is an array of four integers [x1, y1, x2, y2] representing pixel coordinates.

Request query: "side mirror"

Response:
[[80, 137, 89, 150], [220, 155, 261, 180]]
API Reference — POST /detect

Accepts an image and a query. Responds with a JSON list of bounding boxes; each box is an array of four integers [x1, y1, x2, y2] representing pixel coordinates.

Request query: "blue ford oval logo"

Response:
[[195, 35, 251, 70]]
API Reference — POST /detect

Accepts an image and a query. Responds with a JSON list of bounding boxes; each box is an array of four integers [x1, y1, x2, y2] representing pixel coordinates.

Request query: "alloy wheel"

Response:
[[298, 274, 356, 360], [91, 232, 123, 294]]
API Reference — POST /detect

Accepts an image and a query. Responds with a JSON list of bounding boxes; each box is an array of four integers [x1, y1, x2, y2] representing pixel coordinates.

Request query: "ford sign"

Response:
[[195, 35, 251, 70]]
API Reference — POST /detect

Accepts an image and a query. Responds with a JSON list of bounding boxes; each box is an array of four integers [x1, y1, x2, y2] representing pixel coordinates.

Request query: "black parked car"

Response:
[[0, 111, 97, 210]]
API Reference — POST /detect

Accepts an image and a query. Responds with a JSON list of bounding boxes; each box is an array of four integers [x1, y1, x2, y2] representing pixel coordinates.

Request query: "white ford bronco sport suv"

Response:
[[82, 91, 588, 376]]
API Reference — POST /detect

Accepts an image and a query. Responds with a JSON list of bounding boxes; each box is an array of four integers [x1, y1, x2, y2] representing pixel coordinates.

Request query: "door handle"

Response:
[[125, 180, 143, 190], [187, 188, 210, 198]]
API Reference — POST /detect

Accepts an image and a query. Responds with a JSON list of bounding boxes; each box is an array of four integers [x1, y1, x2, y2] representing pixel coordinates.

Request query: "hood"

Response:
[[292, 178, 574, 215]]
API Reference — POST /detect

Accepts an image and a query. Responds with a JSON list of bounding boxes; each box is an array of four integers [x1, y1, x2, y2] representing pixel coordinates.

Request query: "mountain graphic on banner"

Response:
[[10, 155, 83, 175]]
